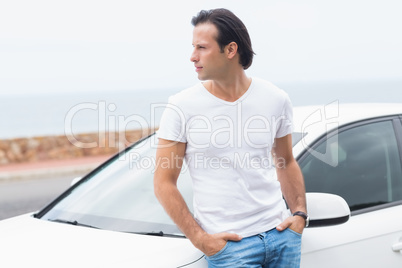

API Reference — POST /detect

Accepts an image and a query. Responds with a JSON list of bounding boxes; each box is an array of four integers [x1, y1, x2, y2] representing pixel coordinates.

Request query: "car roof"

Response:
[[293, 102, 402, 132]]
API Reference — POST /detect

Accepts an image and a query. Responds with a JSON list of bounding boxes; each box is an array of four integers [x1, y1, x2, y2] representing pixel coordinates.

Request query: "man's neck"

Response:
[[203, 71, 251, 102]]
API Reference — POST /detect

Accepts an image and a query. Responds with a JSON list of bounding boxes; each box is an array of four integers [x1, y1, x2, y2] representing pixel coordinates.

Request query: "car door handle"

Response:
[[392, 242, 402, 252]]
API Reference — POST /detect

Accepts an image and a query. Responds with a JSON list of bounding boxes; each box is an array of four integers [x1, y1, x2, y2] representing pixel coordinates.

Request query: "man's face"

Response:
[[190, 23, 229, 81]]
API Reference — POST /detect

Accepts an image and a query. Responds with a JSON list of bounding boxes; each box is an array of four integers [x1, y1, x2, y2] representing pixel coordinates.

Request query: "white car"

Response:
[[1, 103, 401, 267]]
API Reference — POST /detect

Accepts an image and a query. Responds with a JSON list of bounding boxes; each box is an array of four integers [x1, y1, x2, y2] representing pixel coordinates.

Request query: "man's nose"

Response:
[[190, 49, 198, 62]]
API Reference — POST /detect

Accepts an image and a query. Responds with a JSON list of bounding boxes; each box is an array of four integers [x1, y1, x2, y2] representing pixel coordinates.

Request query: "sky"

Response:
[[0, 0, 401, 96]]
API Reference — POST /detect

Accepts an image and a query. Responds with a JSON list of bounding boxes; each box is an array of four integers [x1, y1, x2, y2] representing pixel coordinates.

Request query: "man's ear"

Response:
[[226, 42, 238, 59]]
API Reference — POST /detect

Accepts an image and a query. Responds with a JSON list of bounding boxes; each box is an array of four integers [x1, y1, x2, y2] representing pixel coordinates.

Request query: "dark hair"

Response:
[[191, 8, 255, 70]]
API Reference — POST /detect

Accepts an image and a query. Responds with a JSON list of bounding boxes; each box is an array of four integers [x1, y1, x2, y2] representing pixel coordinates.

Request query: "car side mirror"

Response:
[[306, 193, 350, 228]]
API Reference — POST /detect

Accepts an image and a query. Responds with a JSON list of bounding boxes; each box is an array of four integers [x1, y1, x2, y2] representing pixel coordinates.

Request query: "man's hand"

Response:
[[273, 134, 307, 235], [276, 215, 305, 234], [197, 232, 242, 257]]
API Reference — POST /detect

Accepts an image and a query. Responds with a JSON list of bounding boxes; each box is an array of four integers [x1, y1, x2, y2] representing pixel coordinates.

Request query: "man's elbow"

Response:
[[153, 174, 176, 202]]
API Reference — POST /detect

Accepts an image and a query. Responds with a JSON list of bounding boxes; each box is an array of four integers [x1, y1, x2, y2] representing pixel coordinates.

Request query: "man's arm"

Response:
[[153, 138, 241, 256], [272, 134, 307, 233]]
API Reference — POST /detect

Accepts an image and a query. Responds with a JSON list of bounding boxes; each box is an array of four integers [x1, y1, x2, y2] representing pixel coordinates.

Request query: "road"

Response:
[[0, 175, 77, 220]]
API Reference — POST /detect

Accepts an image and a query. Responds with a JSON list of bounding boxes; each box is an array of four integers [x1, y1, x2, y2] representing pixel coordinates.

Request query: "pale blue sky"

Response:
[[1, 0, 401, 95]]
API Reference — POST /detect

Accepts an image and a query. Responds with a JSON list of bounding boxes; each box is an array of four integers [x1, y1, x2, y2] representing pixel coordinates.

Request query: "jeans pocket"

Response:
[[286, 228, 303, 238], [206, 241, 231, 260]]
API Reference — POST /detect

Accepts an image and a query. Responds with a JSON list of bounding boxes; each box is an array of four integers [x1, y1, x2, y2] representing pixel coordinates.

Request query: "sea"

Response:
[[0, 79, 401, 139]]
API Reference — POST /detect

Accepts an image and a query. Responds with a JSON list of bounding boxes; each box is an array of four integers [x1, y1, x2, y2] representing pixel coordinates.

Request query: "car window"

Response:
[[300, 119, 402, 212], [39, 135, 194, 236], [292, 132, 305, 147]]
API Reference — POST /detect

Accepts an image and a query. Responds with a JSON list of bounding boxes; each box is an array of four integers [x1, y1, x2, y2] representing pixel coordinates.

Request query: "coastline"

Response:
[[0, 128, 155, 181], [0, 155, 110, 181]]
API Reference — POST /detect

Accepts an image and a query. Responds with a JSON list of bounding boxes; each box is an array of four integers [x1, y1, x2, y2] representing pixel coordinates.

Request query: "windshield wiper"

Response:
[[48, 218, 100, 229], [48, 220, 184, 238], [129, 231, 185, 238]]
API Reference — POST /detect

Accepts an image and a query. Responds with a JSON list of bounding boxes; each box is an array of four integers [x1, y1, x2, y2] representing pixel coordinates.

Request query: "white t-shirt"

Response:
[[157, 77, 293, 237]]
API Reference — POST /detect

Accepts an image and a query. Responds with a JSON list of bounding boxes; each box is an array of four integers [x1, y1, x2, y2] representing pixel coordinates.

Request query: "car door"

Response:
[[299, 116, 402, 267]]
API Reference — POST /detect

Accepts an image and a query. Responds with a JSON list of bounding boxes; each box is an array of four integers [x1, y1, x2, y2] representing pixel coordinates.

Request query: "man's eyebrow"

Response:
[[193, 43, 206, 47]]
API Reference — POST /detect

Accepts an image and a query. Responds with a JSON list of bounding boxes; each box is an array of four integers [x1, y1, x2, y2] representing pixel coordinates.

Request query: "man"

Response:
[[154, 8, 307, 267]]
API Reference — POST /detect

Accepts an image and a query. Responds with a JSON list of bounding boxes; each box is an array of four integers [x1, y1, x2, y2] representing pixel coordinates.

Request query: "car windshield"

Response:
[[38, 134, 193, 236], [38, 132, 305, 236]]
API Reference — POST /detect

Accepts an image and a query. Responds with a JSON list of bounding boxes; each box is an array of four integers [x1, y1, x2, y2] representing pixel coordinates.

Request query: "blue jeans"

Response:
[[205, 228, 302, 268]]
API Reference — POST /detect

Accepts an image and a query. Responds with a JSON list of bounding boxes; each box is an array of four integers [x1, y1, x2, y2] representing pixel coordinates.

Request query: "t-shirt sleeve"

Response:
[[157, 96, 187, 143], [275, 93, 294, 138]]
